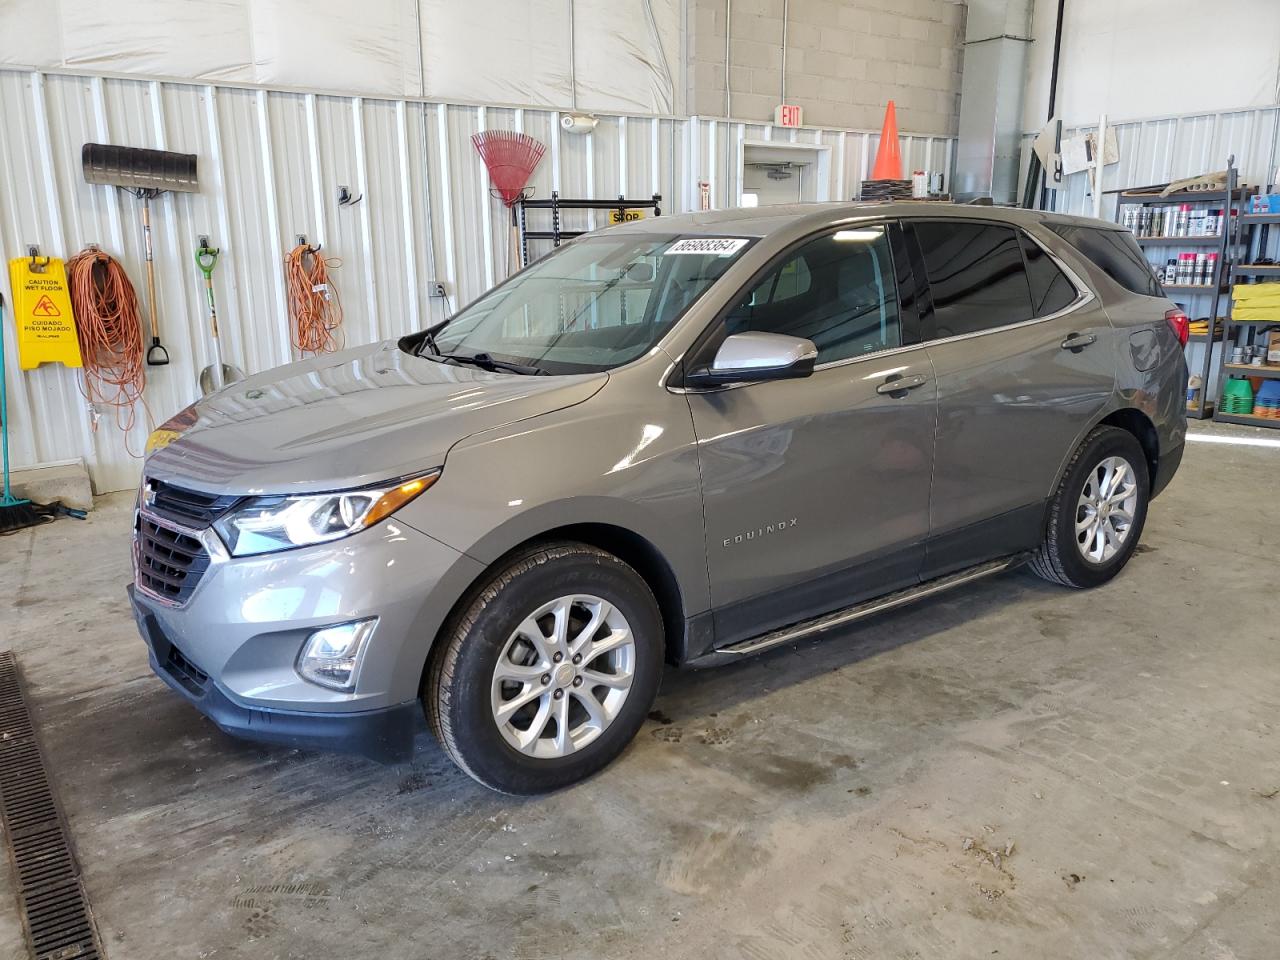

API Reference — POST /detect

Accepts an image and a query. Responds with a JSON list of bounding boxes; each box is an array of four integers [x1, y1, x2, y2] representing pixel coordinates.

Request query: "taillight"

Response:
[[1165, 307, 1190, 347]]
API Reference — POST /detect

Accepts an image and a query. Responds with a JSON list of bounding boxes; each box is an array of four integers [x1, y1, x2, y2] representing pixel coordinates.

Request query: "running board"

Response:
[[716, 554, 1029, 657]]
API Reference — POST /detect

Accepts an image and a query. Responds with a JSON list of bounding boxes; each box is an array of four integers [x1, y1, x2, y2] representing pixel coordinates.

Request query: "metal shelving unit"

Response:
[[516, 192, 662, 267], [1214, 186, 1280, 429], [1114, 162, 1249, 419]]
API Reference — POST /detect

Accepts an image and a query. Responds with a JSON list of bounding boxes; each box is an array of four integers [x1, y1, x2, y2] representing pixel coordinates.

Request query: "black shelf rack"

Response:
[[516, 192, 662, 267], [1214, 186, 1280, 430], [1114, 162, 1249, 419]]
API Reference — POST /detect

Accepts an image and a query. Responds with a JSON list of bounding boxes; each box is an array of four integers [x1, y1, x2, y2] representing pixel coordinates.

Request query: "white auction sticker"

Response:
[[665, 237, 750, 257]]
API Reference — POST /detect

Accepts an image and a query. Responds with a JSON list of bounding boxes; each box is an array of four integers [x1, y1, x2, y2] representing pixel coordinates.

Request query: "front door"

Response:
[[684, 222, 937, 646], [907, 219, 1116, 577]]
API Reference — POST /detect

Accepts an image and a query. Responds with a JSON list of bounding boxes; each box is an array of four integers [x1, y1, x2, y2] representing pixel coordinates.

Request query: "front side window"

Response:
[[913, 221, 1034, 338], [420, 234, 751, 374], [722, 225, 901, 364]]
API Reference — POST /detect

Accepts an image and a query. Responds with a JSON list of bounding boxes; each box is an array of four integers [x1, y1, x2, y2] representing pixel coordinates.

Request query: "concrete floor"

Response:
[[1, 423, 1277, 960]]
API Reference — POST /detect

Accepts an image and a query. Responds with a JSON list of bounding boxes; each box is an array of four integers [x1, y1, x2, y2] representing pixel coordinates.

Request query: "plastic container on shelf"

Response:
[[1254, 379, 1280, 418], [1220, 378, 1255, 415]]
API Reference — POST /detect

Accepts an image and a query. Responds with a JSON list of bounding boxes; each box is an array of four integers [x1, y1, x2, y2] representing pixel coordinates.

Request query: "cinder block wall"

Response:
[[688, 0, 966, 135]]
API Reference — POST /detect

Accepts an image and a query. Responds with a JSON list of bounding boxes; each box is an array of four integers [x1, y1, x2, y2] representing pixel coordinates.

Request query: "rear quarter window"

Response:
[[1019, 231, 1079, 316], [1046, 224, 1162, 298]]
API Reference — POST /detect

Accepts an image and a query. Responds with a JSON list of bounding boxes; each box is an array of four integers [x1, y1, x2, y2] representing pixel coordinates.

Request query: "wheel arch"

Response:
[[523, 522, 687, 666], [1096, 407, 1159, 486], [419, 515, 694, 698], [1048, 403, 1160, 505]]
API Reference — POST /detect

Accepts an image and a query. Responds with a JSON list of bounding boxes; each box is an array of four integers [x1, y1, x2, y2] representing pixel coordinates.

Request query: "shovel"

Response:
[[195, 241, 244, 395], [82, 143, 199, 366]]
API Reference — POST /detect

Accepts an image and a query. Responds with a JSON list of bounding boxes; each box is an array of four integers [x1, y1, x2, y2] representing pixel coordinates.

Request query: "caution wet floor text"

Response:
[[6, 256, 82, 369]]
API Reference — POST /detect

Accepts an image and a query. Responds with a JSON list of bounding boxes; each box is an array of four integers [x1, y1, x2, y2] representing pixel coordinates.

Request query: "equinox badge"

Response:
[[723, 518, 798, 548]]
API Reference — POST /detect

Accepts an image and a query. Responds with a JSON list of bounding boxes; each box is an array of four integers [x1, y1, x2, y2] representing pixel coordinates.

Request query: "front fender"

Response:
[[395, 371, 711, 617]]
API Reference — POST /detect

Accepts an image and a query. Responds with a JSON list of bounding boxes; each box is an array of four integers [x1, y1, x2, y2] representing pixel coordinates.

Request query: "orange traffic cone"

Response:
[[870, 101, 902, 180]]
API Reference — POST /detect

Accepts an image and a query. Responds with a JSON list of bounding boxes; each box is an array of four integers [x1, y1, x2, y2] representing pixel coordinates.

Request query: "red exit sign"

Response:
[[774, 104, 803, 128]]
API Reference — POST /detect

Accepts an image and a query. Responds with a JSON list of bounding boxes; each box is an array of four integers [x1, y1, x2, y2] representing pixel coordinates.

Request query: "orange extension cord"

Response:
[[285, 243, 344, 355], [65, 247, 148, 446]]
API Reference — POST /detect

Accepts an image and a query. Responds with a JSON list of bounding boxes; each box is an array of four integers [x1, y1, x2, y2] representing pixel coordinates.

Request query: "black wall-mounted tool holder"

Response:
[[516, 192, 662, 267], [82, 143, 200, 366]]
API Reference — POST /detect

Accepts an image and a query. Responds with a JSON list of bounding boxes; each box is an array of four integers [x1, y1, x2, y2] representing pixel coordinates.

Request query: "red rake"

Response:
[[472, 130, 546, 207]]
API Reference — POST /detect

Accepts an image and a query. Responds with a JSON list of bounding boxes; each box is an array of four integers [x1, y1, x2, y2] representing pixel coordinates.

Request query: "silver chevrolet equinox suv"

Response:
[[131, 202, 1187, 793]]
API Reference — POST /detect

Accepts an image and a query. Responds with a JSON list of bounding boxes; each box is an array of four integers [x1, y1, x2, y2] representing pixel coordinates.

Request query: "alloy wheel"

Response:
[[490, 594, 636, 759], [1075, 455, 1138, 563]]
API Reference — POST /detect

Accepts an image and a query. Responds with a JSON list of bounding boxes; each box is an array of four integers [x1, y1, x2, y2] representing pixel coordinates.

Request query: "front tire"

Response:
[[426, 542, 663, 794], [1029, 426, 1150, 588]]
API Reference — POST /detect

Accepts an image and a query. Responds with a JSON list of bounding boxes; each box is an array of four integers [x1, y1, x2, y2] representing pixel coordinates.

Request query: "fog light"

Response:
[[296, 618, 378, 692]]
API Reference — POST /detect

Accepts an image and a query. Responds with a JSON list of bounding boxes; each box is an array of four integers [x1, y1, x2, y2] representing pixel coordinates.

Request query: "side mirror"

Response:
[[686, 332, 818, 387]]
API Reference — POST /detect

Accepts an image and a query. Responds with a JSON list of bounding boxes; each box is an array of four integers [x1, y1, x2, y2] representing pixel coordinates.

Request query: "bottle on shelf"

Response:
[[1175, 203, 1192, 236]]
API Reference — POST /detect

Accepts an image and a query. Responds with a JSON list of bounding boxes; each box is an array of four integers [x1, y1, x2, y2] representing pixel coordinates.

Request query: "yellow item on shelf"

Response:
[[6, 255, 82, 369], [1232, 307, 1280, 321], [1232, 296, 1280, 308], [1231, 285, 1280, 315], [1231, 281, 1280, 301]]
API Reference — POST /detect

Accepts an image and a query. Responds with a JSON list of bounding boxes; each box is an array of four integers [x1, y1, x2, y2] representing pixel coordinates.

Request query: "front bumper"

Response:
[[133, 586, 421, 762], [128, 512, 485, 761]]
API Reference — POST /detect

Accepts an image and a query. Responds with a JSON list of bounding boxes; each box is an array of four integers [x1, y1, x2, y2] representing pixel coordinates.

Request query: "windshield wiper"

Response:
[[437, 352, 548, 376], [414, 329, 442, 357]]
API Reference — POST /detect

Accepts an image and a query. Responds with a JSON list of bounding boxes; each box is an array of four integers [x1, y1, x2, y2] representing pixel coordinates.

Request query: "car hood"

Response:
[[144, 340, 607, 495]]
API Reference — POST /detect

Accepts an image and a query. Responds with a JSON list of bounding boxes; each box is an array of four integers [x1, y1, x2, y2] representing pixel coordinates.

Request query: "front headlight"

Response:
[[213, 471, 440, 557]]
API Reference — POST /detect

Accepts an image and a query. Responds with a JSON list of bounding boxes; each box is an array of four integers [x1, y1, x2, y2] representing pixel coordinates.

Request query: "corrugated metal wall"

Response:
[[1020, 107, 1280, 218], [0, 68, 953, 493]]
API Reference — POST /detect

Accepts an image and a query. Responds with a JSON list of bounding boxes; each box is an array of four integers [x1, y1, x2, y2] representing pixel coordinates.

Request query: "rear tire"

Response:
[[1029, 426, 1150, 589], [426, 542, 663, 794]]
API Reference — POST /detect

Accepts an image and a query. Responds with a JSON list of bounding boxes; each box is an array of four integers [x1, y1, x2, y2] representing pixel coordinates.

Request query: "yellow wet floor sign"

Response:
[[7, 256, 82, 369]]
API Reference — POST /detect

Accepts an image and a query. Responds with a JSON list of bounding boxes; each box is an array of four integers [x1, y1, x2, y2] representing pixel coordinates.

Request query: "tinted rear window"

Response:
[[1019, 232, 1078, 316], [913, 221, 1034, 338], [1047, 224, 1161, 297]]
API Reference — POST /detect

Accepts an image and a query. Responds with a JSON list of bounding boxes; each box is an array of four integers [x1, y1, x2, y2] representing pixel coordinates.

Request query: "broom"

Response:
[[0, 291, 44, 534]]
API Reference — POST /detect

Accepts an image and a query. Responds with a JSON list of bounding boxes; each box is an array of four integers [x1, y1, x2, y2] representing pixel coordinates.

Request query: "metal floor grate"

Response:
[[0, 651, 105, 960]]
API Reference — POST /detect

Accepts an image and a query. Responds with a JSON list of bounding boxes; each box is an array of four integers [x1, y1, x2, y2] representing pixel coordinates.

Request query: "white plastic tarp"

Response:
[[0, 0, 678, 113], [0, 0, 422, 96], [418, 0, 572, 106], [571, 0, 678, 114]]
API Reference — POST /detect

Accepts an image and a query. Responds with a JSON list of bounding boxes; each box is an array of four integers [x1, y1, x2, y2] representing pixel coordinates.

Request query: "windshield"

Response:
[[414, 234, 752, 374]]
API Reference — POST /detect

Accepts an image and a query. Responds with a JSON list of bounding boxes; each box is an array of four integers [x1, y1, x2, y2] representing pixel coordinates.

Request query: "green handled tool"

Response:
[[195, 240, 243, 395]]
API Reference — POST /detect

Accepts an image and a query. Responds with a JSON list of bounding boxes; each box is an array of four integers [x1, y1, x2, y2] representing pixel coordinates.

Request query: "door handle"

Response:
[[876, 373, 929, 396], [1060, 332, 1097, 352]]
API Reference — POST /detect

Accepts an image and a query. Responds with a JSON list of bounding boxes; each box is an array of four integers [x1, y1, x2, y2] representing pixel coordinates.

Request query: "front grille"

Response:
[[147, 478, 240, 527], [165, 643, 209, 695], [136, 516, 210, 603]]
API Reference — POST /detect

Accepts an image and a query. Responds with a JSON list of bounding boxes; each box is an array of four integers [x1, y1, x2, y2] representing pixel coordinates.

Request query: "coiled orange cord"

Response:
[[285, 244, 344, 355], [65, 247, 148, 444]]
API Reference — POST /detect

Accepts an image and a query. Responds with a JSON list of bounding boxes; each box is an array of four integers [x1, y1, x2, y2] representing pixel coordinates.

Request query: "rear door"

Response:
[[684, 221, 937, 646], [907, 218, 1116, 578]]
